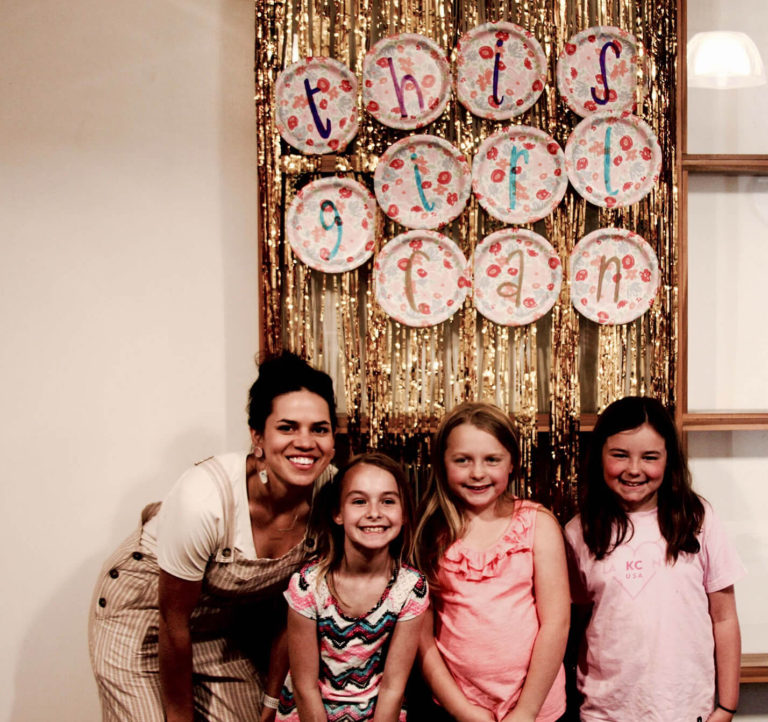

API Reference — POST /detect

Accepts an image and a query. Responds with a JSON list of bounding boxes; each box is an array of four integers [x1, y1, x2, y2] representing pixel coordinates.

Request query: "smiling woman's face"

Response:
[[601, 422, 667, 512], [251, 389, 334, 489]]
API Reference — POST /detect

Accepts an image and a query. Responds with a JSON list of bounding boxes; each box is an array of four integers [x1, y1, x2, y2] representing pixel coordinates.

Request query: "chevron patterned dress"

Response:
[[277, 561, 428, 721]]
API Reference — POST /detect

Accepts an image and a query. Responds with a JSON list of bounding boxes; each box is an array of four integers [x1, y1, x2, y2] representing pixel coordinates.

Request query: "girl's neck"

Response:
[[339, 541, 395, 577], [460, 498, 517, 549]]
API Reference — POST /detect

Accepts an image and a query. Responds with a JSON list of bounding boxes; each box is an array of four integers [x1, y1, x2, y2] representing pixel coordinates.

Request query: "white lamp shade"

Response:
[[688, 31, 767, 89]]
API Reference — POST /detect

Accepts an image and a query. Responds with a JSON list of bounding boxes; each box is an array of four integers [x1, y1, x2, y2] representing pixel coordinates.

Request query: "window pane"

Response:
[[689, 431, 768, 654], [687, 0, 768, 153], [687, 175, 768, 412]]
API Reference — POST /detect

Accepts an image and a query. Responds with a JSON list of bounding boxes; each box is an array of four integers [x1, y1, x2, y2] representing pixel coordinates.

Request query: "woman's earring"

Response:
[[259, 469, 268, 485], [251, 444, 263, 459]]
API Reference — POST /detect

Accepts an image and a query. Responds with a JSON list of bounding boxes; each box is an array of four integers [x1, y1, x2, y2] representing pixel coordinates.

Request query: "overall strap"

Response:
[[196, 457, 237, 563]]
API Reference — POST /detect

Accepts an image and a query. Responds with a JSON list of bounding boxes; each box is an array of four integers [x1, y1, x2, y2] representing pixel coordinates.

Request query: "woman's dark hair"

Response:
[[247, 351, 336, 432], [581, 395, 704, 562], [312, 452, 416, 580]]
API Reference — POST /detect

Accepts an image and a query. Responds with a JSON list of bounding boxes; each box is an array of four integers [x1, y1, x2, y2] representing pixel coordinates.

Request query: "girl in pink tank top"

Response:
[[414, 402, 569, 722]]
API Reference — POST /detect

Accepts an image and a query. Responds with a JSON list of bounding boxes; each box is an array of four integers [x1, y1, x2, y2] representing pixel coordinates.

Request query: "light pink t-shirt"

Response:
[[433, 500, 566, 721], [565, 501, 746, 722]]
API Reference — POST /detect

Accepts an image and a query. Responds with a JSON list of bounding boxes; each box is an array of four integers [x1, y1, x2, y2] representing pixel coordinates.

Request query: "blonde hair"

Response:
[[311, 452, 416, 583], [413, 402, 521, 584]]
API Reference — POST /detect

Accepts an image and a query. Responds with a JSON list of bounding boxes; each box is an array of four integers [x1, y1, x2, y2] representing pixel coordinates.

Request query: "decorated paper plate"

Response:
[[473, 229, 562, 326], [374, 135, 471, 229], [557, 27, 640, 117], [455, 22, 547, 120], [363, 33, 452, 130], [472, 126, 568, 224], [286, 177, 376, 273], [373, 230, 470, 327], [570, 227, 659, 324], [275, 57, 358, 155], [565, 111, 662, 207]]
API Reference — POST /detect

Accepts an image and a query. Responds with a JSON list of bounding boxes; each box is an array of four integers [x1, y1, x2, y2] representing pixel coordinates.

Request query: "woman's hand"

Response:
[[499, 707, 536, 722], [706, 707, 735, 722]]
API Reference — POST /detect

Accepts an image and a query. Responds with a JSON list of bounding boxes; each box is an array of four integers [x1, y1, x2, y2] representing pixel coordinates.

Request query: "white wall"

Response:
[[0, 1, 259, 719]]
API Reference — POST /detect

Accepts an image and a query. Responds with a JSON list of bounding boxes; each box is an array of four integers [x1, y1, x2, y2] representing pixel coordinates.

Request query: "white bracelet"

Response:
[[263, 694, 280, 710]]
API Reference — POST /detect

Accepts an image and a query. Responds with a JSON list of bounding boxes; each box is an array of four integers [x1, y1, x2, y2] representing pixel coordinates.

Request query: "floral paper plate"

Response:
[[373, 230, 470, 327], [286, 177, 376, 273], [363, 33, 452, 130], [570, 227, 659, 324], [557, 26, 640, 117], [455, 22, 547, 120], [472, 126, 568, 224], [473, 229, 562, 326], [374, 135, 471, 229], [565, 111, 661, 207], [275, 57, 358, 155]]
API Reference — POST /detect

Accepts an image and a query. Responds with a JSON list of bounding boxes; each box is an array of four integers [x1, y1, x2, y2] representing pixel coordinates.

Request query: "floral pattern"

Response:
[[455, 22, 547, 120], [286, 177, 377, 273], [473, 229, 562, 326], [373, 230, 470, 327], [472, 127, 567, 224], [275, 57, 358, 155], [557, 27, 640, 117], [363, 33, 452, 130], [565, 110, 662, 208], [569, 227, 659, 324], [374, 135, 471, 229]]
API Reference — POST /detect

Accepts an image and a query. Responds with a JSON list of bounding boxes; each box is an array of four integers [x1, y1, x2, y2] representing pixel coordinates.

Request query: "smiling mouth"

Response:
[[464, 484, 492, 492], [360, 526, 389, 533], [288, 455, 316, 469], [619, 479, 649, 487]]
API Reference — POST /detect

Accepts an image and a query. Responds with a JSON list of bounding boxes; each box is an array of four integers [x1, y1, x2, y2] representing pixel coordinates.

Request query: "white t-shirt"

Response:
[[565, 501, 746, 722], [149, 452, 257, 581]]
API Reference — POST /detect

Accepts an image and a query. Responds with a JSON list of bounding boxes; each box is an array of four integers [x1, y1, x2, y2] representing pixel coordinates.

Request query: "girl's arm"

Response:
[[706, 585, 741, 722], [371, 613, 424, 722], [418, 606, 495, 722], [158, 570, 203, 722], [286, 607, 327, 722], [501, 510, 570, 722]]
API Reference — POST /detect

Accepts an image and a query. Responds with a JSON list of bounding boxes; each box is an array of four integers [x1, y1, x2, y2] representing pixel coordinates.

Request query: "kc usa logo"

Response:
[[609, 540, 664, 598]]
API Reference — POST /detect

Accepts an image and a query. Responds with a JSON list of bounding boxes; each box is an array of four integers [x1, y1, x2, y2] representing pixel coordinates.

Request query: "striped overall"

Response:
[[89, 457, 309, 721]]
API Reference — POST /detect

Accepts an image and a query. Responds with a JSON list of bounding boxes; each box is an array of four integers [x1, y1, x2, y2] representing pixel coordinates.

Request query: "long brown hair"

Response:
[[413, 402, 521, 585], [580, 396, 704, 562]]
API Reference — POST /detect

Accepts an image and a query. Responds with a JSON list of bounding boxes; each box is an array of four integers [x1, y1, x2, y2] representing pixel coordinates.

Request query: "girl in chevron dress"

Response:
[[277, 453, 429, 721]]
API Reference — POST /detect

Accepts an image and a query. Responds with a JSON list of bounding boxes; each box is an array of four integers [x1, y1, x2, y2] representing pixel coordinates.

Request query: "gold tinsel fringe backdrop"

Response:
[[255, 0, 677, 520]]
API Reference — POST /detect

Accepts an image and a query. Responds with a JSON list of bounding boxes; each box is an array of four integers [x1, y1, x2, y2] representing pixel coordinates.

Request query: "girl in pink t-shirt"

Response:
[[415, 402, 569, 722], [565, 396, 744, 722]]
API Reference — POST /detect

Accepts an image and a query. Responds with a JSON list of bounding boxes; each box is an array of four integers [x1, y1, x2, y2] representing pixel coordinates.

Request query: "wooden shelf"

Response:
[[741, 654, 768, 684], [683, 154, 768, 174], [682, 414, 768, 431]]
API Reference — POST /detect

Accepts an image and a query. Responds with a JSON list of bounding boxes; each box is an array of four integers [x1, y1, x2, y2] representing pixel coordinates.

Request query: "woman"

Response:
[[89, 351, 337, 722]]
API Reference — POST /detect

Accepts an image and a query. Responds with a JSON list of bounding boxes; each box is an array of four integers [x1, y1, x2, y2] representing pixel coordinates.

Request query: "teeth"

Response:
[[361, 527, 387, 533], [289, 456, 315, 467]]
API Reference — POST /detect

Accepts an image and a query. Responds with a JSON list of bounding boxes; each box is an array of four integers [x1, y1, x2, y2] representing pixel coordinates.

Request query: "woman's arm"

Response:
[[418, 606, 495, 722], [706, 585, 741, 722], [286, 607, 327, 722], [501, 510, 570, 722], [158, 570, 203, 722], [260, 623, 288, 722], [372, 614, 424, 722]]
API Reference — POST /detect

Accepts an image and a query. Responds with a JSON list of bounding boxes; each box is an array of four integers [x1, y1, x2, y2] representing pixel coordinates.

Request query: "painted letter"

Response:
[[402, 249, 430, 311], [597, 255, 622, 303], [508, 146, 530, 210], [591, 41, 621, 105], [497, 249, 525, 307], [319, 200, 343, 260], [603, 127, 618, 196], [492, 39, 505, 106], [386, 58, 424, 118], [304, 79, 332, 138], [411, 153, 435, 211]]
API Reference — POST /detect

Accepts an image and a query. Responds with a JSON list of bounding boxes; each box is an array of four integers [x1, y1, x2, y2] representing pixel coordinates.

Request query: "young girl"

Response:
[[565, 396, 745, 722], [415, 402, 570, 722], [277, 452, 429, 721]]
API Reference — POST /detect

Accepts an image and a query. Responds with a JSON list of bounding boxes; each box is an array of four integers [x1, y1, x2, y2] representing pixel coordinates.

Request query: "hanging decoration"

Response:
[[254, 0, 678, 520]]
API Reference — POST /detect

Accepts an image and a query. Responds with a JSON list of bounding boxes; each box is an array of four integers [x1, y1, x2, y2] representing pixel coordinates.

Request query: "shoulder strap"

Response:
[[196, 457, 237, 563]]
